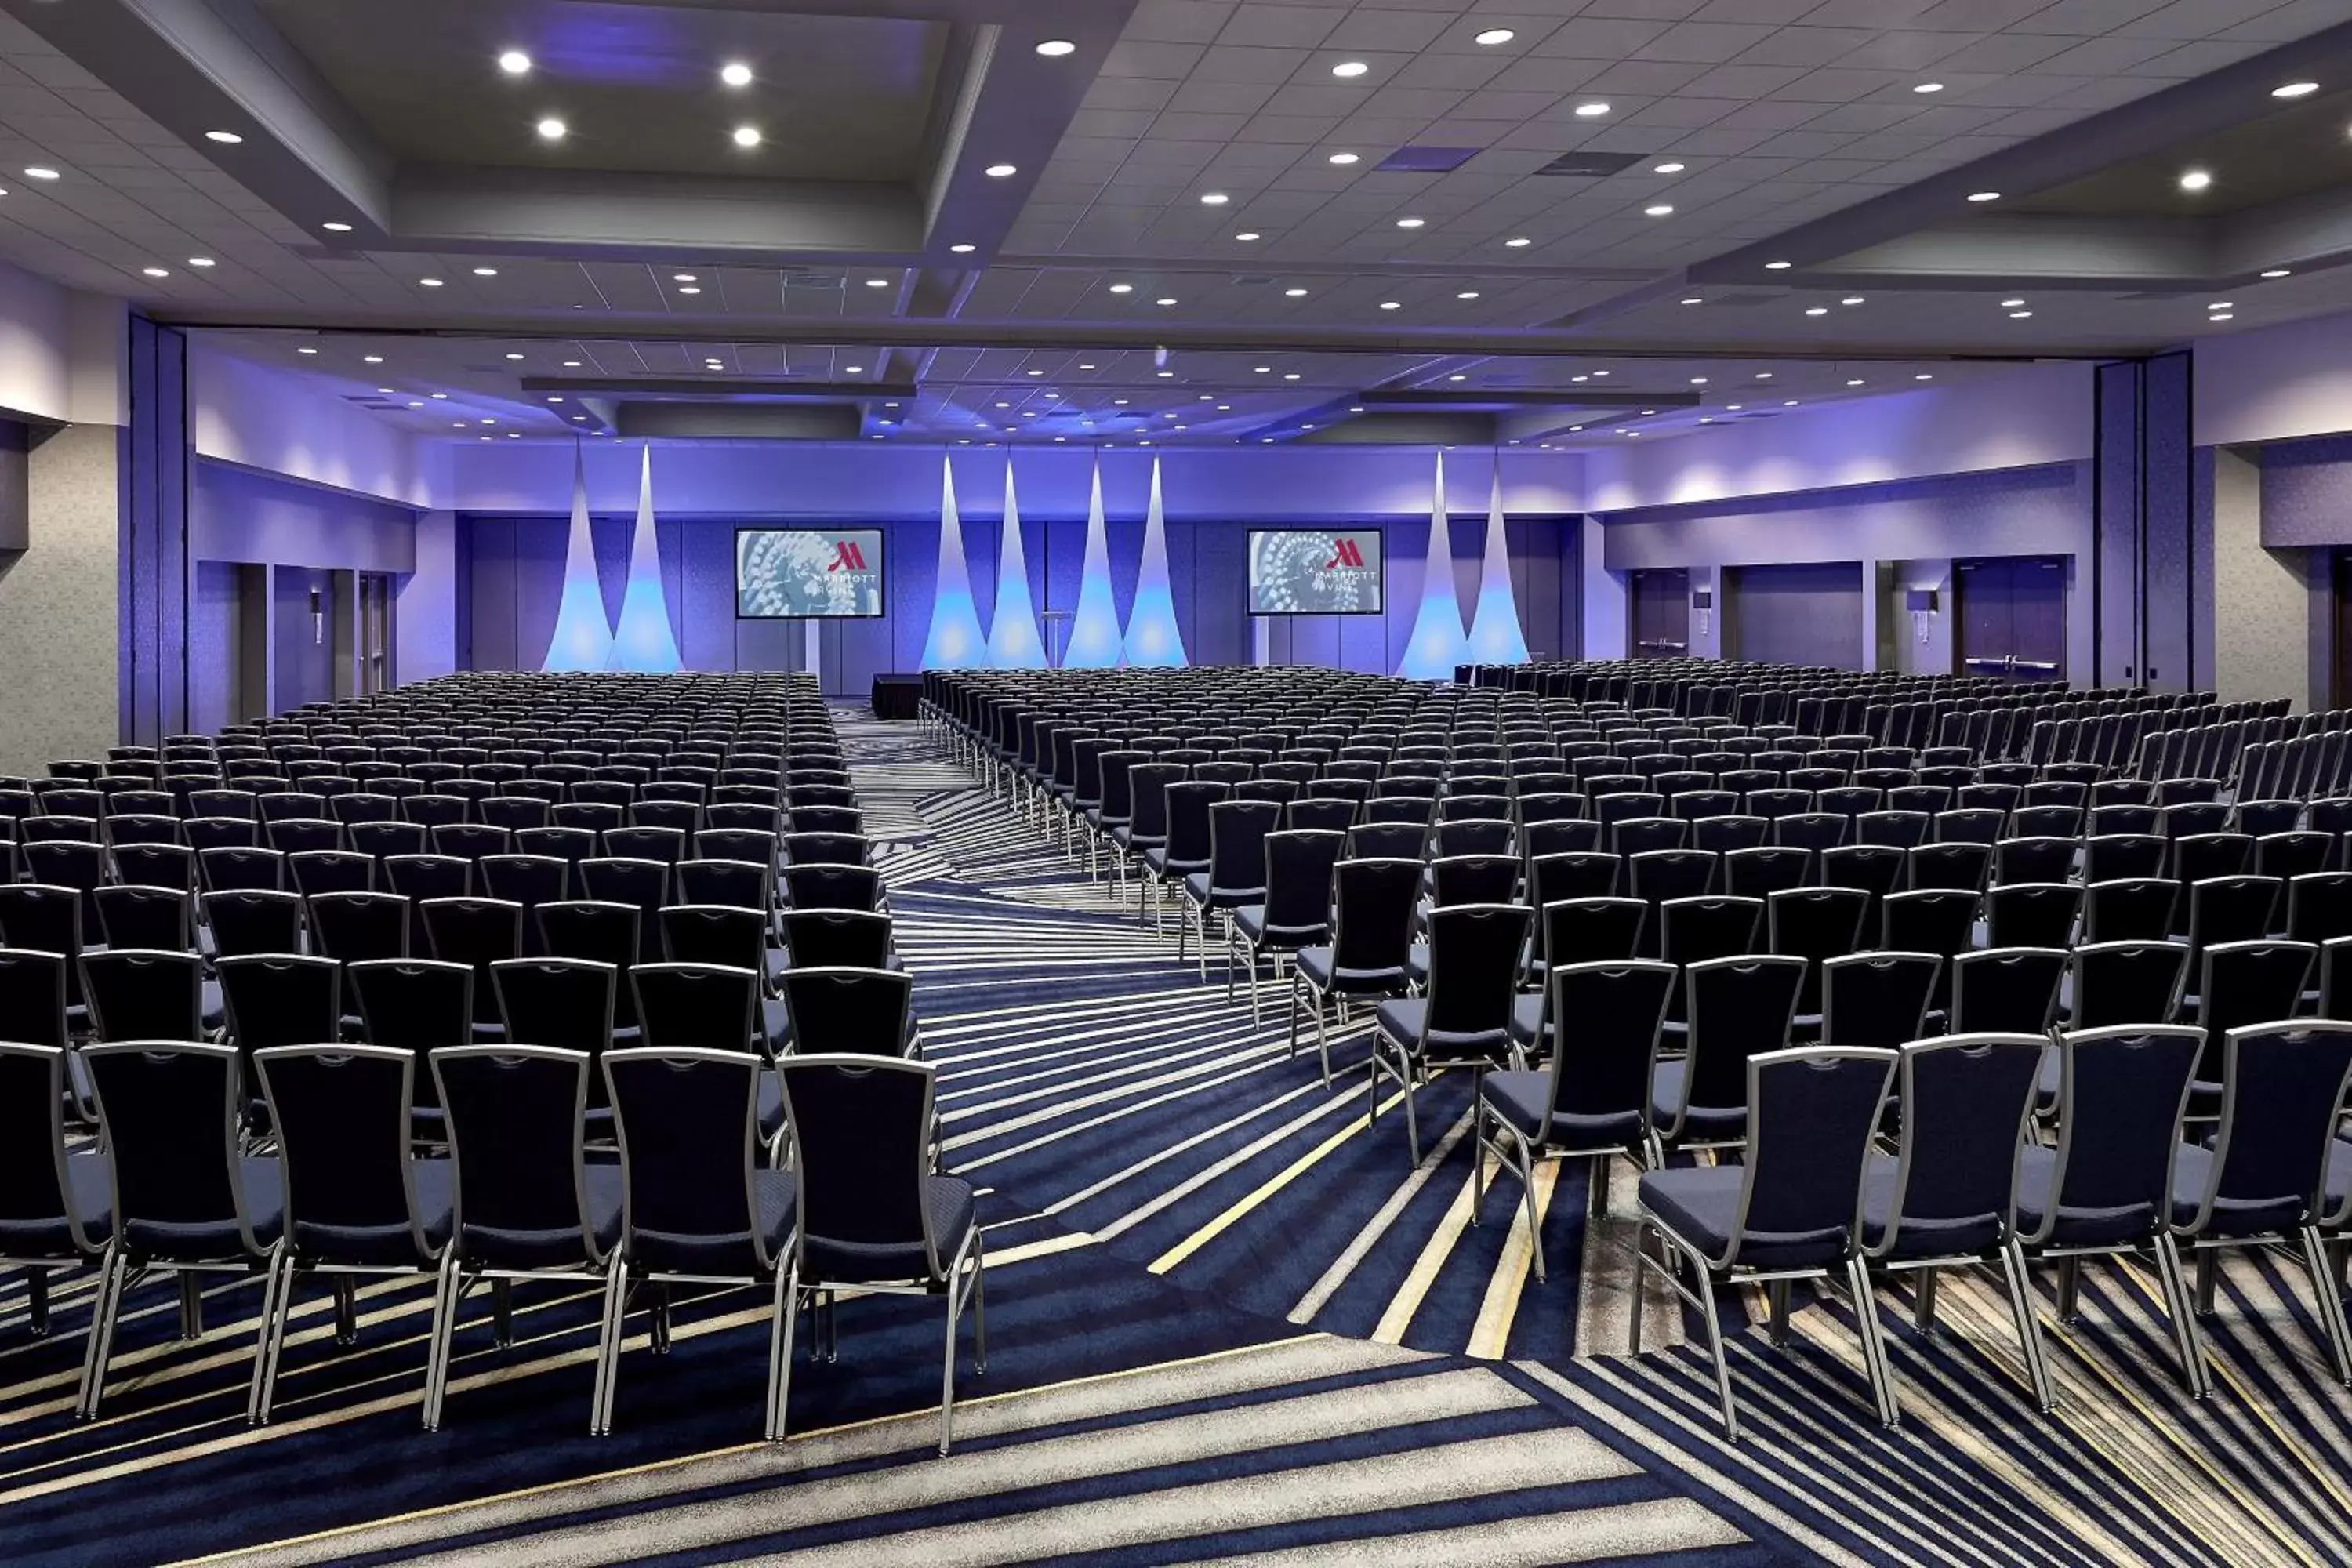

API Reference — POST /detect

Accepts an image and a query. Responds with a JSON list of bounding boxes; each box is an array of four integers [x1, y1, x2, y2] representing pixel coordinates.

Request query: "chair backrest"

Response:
[[1679, 955, 1806, 1119], [659, 902, 769, 971], [605, 1046, 774, 1274], [1259, 829, 1345, 934], [2187, 1022, 2352, 1234], [1419, 903, 1530, 1050], [1541, 960, 1675, 1132], [492, 957, 617, 1058], [1820, 951, 1940, 1049], [779, 908, 895, 970], [85, 1041, 267, 1260], [631, 961, 759, 1052], [1713, 1047, 1900, 1269], [1867, 1033, 2045, 1259], [0, 947, 68, 1047], [779, 966, 914, 1056], [2195, 939, 2318, 1078], [1951, 946, 2068, 1035], [2032, 1025, 2203, 1244], [1541, 896, 1645, 971], [0, 1041, 94, 1254], [255, 1044, 433, 1264], [1328, 857, 1422, 973], [1206, 799, 1280, 892], [82, 948, 203, 1042], [776, 1054, 948, 1279], [434, 1045, 602, 1268], [94, 883, 191, 952], [2069, 939, 2189, 1029], [350, 957, 473, 1080], [782, 863, 883, 913], [217, 954, 343, 1072]]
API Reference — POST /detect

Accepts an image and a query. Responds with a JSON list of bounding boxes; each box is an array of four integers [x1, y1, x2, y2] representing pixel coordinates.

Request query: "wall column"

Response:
[[2093, 352, 2194, 689], [2210, 445, 2314, 708], [1580, 515, 1624, 658]]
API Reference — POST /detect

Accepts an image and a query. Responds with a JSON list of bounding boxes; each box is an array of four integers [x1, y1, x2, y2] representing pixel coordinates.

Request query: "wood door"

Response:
[[1955, 556, 2067, 682], [1629, 568, 1690, 659]]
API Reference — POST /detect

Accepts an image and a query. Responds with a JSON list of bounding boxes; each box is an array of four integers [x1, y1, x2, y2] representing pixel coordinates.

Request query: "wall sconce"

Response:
[[1904, 586, 1940, 645], [309, 586, 324, 646], [1691, 584, 1713, 644]]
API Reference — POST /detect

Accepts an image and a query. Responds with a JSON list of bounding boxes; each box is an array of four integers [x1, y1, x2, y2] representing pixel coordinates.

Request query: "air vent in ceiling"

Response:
[[782, 273, 845, 289], [1534, 151, 1645, 177], [1232, 274, 1275, 285], [1378, 145, 1481, 173]]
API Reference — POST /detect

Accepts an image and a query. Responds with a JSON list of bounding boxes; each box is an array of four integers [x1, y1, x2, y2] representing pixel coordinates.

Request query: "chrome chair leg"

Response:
[[590, 1254, 626, 1436], [2299, 1225, 2352, 1388], [2153, 1232, 2212, 1399], [1912, 1267, 1939, 1334], [1999, 1239, 2056, 1413], [76, 1242, 129, 1421], [1846, 1255, 1900, 1428], [771, 1269, 803, 1443], [421, 1250, 462, 1432]]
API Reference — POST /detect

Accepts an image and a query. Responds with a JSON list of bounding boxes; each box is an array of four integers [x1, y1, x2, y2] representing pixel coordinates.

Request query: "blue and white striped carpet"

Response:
[[1, 708, 2347, 1565]]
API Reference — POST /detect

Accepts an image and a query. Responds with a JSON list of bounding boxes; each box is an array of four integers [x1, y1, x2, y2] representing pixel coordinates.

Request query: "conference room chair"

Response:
[[401, 794, 472, 831], [1767, 886, 1867, 1023], [1522, 818, 1602, 858], [2182, 877, 2284, 970], [605, 826, 687, 869], [660, 905, 786, 1015], [695, 826, 779, 867], [0, 887, 89, 1022], [1817, 953, 1940, 1050], [349, 820, 429, 862], [1722, 845, 1812, 901], [114, 841, 194, 895], [1656, 895, 1762, 1033], [477, 796, 551, 833], [777, 966, 916, 1059], [1635, 1044, 1902, 1439], [1906, 840, 1991, 894], [93, 884, 191, 953], [307, 891, 410, 965], [1291, 856, 1421, 1087], [1650, 955, 1805, 1166], [1174, 798, 1279, 976], [423, 1045, 619, 1431], [287, 848, 375, 901], [2017, 1025, 2205, 1396], [1532, 896, 1645, 990], [2284, 872, 2352, 950], [245, 1043, 453, 1425], [1951, 947, 2068, 1036], [217, 953, 342, 1094], [1481, 958, 1677, 1280], [673, 857, 771, 920], [2255, 829, 2333, 886], [778, 909, 896, 975], [554, 800, 626, 837], [1857, 1033, 2054, 1417], [630, 799, 703, 838], [2187, 940, 2317, 1116], [1992, 836, 2077, 888], [347, 956, 472, 1140], [579, 858, 673, 964], [1139, 780, 1223, 939], [771, 1055, 983, 1454], [78, 1040, 281, 1419], [23, 840, 106, 942], [422, 897, 524, 1036], [263, 819, 343, 859], [1287, 797, 1357, 837], [430, 822, 511, 865], [1986, 882, 2082, 951], [82, 949, 204, 1046], [0, 1040, 110, 1339], [103, 812, 179, 850], [1223, 829, 1343, 1022]]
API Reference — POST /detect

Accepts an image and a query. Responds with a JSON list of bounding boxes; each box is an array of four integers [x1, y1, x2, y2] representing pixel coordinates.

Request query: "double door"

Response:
[[1629, 568, 1690, 659], [1955, 557, 2066, 682]]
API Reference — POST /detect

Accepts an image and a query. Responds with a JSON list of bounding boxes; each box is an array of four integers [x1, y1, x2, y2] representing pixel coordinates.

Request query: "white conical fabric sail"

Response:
[[607, 445, 683, 671], [1064, 457, 1124, 667], [985, 459, 1046, 668], [541, 442, 613, 670], [1123, 456, 1186, 666], [920, 453, 988, 668], [1395, 448, 1468, 678], [1463, 460, 1530, 663]]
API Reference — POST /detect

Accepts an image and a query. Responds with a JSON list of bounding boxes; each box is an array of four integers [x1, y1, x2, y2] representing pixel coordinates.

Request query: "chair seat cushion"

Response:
[[1649, 1057, 1748, 1142], [1481, 1068, 1639, 1149], [1233, 905, 1323, 949], [2014, 1144, 2154, 1247], [631, 1168, 797, 1276], [126, 1155, 283, 1262], [0, 1148, 112, 1258], [1639, 1164, 1849, 1269], [2169, 1143, 2303, 1237], [803, 1175, 975, 1285], [1857, 1150, 2002, 1259], [1143, 848, 1209, 878], [292, 1157, 455, 1267], [1294, 946, 1406, 996], [1506, 990, 1544, 1047], [459, 1161, 623, 1270]]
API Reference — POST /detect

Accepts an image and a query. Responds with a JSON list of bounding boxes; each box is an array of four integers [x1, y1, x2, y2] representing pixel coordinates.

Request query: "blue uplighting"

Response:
[[1463, 463, 1530, 664], [1064, 458, 1125, 667], [607, 445, 683, 672], [1395, 450, 1468, 679], [985, 461, 1047, 668], [540, 445, 613, 671], [1123, 456, 1187, 667], [920, 454, 988, 669]]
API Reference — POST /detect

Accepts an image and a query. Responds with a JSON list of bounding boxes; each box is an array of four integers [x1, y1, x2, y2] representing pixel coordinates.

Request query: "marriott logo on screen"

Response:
[[826, 540, 870, 572], [1323, 539, 1366, 570]]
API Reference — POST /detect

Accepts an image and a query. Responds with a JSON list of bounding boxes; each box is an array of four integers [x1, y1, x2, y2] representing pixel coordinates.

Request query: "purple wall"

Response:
[[191, 460, 416, 572], [460, 509, 1574, 692], [2258, 434, 2352, 547]]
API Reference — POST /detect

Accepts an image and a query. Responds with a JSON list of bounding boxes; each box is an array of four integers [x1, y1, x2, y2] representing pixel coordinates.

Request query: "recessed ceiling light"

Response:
[[419, 277, 443, 287], [1966, 191, 2000, 202], [1755, 372, 1773, 379], [1842, 296, 1864, 305], [1784, 400, 1799, 406], [949, 242, 976, 253], [1653, 162, 1685, 174], [1253, 365, 1271, 374], [1283, 372, 1301, 381], [431, 392, 447, 398], [2274, 81, 2321, 98], [2209, 300, 2233, 310], [1109, 283, 1132, 293], [1915, 373, 1933, 381], [506, 352, 524, 361], [864, 277, 891, 289], [1026, 368, 1044, 376], [1328, 152, 1361, 166], [1200, 191, 1229, 205], [1505, 236, 1531, 248], [2262, 267, 2292, 278], [1571, 374, 1588, 383], [735, 126, 764, 148], [296, 346, 318, 355], [1036, 39, 1076, 57], [1846, 379, 1864, 387], [1475, 28, 1516, 45], [187, 256, 214, 267], [536, 117, 565, 141], [1574, 102, 1610, 118], [1680, 296, 1703, 305], [408, 401, 423, 408], [845, 365, 863, 374], [205, 130, 243, 145], [1457, 290, 1480, 299], [1332, 60, 1368, 78], [1447, 373, 1466, 382], [1156, 296, 1177, 305], [1234, 230, 1261, 241], [1765, 260, 1791, 270], [678, 285, 701, 294], [378, 387, 396, 394], [498, 50, 532, 75], [1077, 365, 1094, 371], [24, 165, 62, 182], [1113, 398, 1129, 405], [2009, 310, 2033, 318], [720, 61, 755, 87], [1379, 300, 1400, 310], [140, 266, 168, 278], [1690, 376, 1708, 384], [1805, 306, 1828, 315], [984, 162, 1016, 177], [1592, 369, 1607, 376], [673, 272, 699, 283], [474, 267, 498, 277], [2180, 169, 2212, 191], [1914, 82, 1944, 93], [2209, 312, 2234, 322], [1284, 286, 1308, 296], [1644, 204, 1674, 216], [362, 354, 383, 364], [1396, 216, 1425, 228], [548, 395, 564, 403], [1726, 405, 1741, 410]]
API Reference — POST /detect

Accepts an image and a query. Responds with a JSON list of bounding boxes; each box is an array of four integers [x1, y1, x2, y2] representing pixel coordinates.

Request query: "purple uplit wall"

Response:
[[449, 445, 1581, 691]]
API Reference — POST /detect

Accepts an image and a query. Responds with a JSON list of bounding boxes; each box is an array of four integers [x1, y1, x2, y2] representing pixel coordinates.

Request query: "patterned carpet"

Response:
[[2, 707, 2349, 1565]]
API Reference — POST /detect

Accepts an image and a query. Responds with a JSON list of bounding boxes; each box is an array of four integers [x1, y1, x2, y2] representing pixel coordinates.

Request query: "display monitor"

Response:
[[735, 528, 885, 618], [1247, 528, 1383, 615]]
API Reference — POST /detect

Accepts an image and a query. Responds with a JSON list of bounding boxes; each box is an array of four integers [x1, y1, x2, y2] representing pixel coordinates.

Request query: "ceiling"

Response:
[[2, 0, 2351, 451]]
